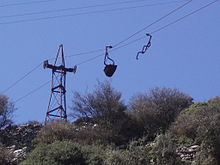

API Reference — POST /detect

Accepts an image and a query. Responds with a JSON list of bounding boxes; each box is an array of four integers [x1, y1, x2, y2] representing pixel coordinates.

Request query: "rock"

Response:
[[188, 145, 200, 152], [11, 147, 27, 163], [0, 122, 43, 163], [176, 145, 200, 163]]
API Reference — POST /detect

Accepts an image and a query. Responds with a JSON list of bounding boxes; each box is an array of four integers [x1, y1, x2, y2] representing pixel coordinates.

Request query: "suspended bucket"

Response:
[[104, 64, 117, 77]]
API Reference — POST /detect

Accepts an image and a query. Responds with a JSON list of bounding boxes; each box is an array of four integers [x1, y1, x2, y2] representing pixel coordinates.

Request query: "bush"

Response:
[[151, 134, 181, 165], [34, 121, 76, 145], [0, 95, 15, 129], [195, 115, 220, 165], [129, 87, 193, 140], [21, 141, 86, 165], [81, 144, 109, 165], [71, 81, 127, 127], [170, 97, 220, 140], [71, 81, 142, 145], [104, 145, 149, 165], [169, 97, 220, 164]]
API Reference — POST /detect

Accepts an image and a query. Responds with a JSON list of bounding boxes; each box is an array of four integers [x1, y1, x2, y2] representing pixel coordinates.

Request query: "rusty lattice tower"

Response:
[[43, 44, 76, 123]]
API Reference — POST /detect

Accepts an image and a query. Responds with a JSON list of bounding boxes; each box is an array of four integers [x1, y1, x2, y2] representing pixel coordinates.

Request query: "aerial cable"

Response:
[[45, 0, 218, 66], [2, 0, 218, 98], [74, 0, 218, 65], [0, 1, 187, 25], [65, 49, 104, 58], [113, 0, 218, 60], [150, 0, 219, 34], [14, 80, 50, 103], [133, 0, 219, 59], [1, 62, 42, 94], [0, 0, 57, 8], [112, 0, 192, 48], [0, 0, 185, 19], [1, 50, 102, 94], [75, 53, 103, 66]]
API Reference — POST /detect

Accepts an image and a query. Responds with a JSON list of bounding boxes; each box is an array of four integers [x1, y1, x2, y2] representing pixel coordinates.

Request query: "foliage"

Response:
[[170, 97, 220, 140], [169, 97, 220, 164], [81, 144, 109, 165], [34, 121, 76, 145], [151, 134, 182, 165], [104, 143, 149, 165], [21, 141, 86, 165], [0, 95, 15, 129], [72, 81, 126, 125], [71, 81, 142, 145], [195, 115, 220, 164], [129, 87, 193, 140]]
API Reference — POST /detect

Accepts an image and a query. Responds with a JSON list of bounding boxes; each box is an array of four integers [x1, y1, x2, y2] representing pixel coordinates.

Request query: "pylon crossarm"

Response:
[[44, 60, 76, 73]]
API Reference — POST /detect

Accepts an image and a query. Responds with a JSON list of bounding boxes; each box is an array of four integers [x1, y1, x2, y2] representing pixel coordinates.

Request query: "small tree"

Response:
[[71, 81, 126, 126], [0, 95, 15, 129], [71, 81, 140, 144], [129, 87, 193, 139]]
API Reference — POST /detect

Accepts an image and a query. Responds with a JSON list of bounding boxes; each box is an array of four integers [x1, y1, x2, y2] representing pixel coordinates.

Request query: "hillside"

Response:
[[0, 82, 219, 165]]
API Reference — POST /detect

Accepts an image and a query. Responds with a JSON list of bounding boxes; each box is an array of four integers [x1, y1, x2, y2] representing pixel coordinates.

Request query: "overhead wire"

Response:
[[0, 0, 191, 94], [0, 0, 57, 8], [14, 80, 50, 103], [150, 0, 219, 34], [1, 62, 43, 94], [69, 0, 193, 66], [0, 0, 185, 19], [112, 0, 192, 48], [3, 0, 218, 103], [73, 0, 219, 66], [0, 1, 187, 25], [59, 0, 192, 66], [72, 36, 147, 66], [65, 49, 104, 58]]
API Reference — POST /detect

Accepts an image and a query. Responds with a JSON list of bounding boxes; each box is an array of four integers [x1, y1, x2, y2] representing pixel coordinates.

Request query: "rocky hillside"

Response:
[[0, 122, 202, 165], [0, 123, 42, 163]]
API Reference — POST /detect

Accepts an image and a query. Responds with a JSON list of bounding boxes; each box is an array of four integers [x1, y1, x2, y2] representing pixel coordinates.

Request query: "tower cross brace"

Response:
[[44, 44, 76, 124]]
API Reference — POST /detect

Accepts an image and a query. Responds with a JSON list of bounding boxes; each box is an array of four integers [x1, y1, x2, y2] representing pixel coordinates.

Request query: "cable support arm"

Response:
[[43, 60, 77, 73]]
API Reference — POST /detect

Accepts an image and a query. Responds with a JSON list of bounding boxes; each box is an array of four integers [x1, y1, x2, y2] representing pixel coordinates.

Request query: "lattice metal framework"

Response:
[[44, 44, 76, 123]]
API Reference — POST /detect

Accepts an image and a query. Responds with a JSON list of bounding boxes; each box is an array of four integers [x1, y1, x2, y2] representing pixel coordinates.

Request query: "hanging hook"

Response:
[[104, 46, 114, 65], [103, 45, 117, 77], [136, 33, 152, 60]]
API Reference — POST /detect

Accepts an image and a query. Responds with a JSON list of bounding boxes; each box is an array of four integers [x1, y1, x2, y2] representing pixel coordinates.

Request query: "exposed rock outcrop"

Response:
[[0, 122, 42, 163], [176, 145, 200, 164]]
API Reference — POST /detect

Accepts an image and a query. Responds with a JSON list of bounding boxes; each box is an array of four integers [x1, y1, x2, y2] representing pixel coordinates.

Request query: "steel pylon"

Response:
[[43, 44, 76, 124]]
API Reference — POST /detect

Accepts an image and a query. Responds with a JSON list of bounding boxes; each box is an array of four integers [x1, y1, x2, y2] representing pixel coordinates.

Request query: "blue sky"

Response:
[[0, 0, 219, 124]]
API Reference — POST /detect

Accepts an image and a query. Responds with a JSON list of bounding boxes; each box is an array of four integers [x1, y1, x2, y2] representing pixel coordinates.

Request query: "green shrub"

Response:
[[151, 134, 181, 165], [71, 81, 142, 145], [129, 87, 193, 141], [195, 115, 220, 165], [21, 141, 86, 165], [169, 98, 220, 140], [81, 144, 109, 165], [34, 121, 76, 145], [169, 97, 220, 164], [104, 140, 149, 165], [105, 149, 149, 165]]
